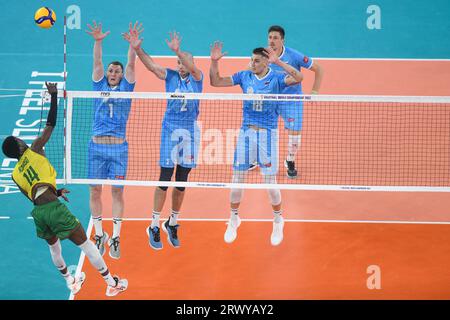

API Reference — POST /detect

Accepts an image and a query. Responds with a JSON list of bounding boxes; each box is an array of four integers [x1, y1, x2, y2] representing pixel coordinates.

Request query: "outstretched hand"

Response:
[[166, 31, 181, 54], [45, 82, 57, 95], [86, 21, 110, 41], [210, 41, 227, 61], [122, 21, 144, 50], [264, 47, 279, 64]]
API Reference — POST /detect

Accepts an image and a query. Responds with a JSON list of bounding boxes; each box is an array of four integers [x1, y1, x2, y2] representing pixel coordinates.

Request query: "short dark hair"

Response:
[[252, 47, 268, 59], [2, 136, 21, 159], [108, 61, 124, 72], [268, 25, 285, 39]]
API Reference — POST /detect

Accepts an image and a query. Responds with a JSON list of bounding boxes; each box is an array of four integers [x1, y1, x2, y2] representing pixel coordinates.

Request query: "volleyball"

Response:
[[34, 7, 56, 29]]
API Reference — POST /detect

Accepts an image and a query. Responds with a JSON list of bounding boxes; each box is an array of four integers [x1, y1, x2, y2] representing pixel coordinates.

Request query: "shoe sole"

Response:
[[162, 221, 180, 248], [271, 237, 284, 246], [70, 272, 86, 295], [106, 284, 128, 297], [109, 249, 120, 260], [146, 227, 163, 250]]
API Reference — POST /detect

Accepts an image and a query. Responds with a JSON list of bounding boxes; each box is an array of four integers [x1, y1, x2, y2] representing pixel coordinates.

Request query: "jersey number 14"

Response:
[[23, 166, 40, 186]]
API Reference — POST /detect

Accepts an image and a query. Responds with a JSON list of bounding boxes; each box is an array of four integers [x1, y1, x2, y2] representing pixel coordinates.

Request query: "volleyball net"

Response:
[[43, 91, 450, 191]]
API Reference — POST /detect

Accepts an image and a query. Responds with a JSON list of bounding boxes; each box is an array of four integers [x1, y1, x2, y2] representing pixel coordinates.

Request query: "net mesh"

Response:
[[52, 91, 450, 190]]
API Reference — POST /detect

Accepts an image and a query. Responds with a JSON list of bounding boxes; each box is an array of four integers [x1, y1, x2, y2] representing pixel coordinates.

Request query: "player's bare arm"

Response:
[[31, 82, 58, 155], [86, 21, 110, 81], [122, 25, 166, 80], [124, 21, 143, 83], [166, 31, 202, 81], [265, 47, 303, 85], [309, 62, 324, 94], [209, 41, 233, 87]]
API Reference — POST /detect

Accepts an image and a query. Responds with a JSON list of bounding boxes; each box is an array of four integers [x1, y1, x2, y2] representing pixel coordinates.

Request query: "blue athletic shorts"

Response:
[[233, 126, 279, 175], [278, 101, 304, 131], [159, 121, 200, 169], [88, 140, 128, 187]]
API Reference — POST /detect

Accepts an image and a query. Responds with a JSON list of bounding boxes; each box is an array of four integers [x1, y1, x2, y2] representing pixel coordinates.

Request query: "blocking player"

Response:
[[123, 26, 203, 250], [267, 25, 323, 178], [86, 21, 138, 259], [209, 41, 303, 246]]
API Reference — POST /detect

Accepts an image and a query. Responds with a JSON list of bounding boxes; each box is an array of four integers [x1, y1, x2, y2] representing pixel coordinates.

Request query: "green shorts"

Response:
[[31, 200, 81, 240]]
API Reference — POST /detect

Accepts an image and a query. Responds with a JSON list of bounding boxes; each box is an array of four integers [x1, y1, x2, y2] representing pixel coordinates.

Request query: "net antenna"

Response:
[[62, 15, 68, 183]]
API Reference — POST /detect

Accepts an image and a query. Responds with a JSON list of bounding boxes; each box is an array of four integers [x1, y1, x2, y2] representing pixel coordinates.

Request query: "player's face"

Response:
[[268, 31, 284, 52], [106, 64, 123, 87], [250, 54, 268, 75], [177, 59, 189, 78]]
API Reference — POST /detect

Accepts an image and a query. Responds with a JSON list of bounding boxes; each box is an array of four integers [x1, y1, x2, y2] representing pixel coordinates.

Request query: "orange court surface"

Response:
[[74, 57, 450, 300]]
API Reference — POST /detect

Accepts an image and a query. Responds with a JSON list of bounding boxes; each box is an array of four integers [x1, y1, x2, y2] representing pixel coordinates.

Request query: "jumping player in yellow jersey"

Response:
[[1, 82, 128, 297]]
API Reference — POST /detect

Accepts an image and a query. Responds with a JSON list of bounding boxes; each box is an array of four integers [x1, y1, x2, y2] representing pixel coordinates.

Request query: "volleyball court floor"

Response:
[[71, 57, 450, 299]]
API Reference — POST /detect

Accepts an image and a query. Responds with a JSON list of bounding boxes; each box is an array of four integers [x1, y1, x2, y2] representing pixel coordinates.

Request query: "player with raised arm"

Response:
[[267, 25, 323, 178], [209, 41, 303, 246], [86, 21, 139, 259], [1, 82, 128, 297], [123, 26, 203, 250]]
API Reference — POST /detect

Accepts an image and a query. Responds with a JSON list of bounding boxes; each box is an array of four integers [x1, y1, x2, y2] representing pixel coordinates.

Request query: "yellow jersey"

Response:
[[12, 148, 57, 201]]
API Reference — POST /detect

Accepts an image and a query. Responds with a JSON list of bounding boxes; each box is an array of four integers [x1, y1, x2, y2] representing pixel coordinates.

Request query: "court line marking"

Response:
[[99, 217, 450, 225], [0, 216, 11, 219], [68, 217, 93, 301]]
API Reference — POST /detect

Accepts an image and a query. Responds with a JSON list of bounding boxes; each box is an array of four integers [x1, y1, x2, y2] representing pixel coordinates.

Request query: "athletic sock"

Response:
[[151, 211, 160, 228], [287, 135, 301, 162], [169, 210, 179, 226], [112, 218, 122, 239], [273, 210, 282, 223], [93, 216, 103, 237], [230, 208, 239, 222], [78, 240, 115, 286]]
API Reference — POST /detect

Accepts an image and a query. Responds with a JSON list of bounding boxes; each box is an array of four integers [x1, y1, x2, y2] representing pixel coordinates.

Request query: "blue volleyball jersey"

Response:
[[269, 46, 313, 94], [231, 69, 288, 129], [92, 76, 135, 139], [164, 69, 203, 124]]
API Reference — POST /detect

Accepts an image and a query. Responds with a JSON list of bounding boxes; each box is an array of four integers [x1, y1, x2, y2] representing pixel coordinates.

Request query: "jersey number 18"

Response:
[[253, 100, 263, 112]]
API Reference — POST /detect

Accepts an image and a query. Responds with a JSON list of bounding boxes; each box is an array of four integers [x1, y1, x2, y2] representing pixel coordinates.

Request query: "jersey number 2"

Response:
[[180, 99, 188, 112], [23, 166, 40, 186]]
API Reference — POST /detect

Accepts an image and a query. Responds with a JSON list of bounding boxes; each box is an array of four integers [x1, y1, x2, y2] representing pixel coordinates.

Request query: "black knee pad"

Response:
[[158, 167, 174, 191], [175, 165, 191, 191]]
